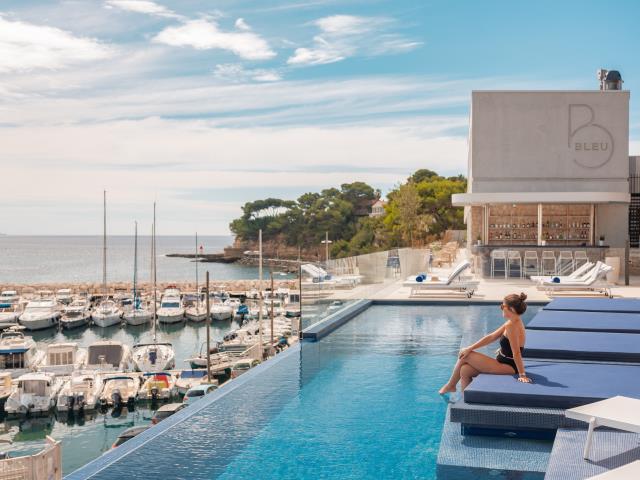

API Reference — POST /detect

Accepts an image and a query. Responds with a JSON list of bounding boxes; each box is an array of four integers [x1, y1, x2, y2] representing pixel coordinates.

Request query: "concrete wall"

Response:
[[596, 204, 629, 247], [470, 91, 630, 194]]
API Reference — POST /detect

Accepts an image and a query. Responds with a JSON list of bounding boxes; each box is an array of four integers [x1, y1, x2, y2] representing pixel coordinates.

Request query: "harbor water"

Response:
[[0, 235, 275, 284], [0, 318, 244, 474]]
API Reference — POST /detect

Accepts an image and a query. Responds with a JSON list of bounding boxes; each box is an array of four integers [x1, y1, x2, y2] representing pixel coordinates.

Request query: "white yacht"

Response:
[[55, 289, 73, 305], [185, 303, 208, 322], [131, 342, 175, 372], [60, 298, 91, 330], [157, 293, 184, 324], [123, 304, 154, 326], [0, 328, 44, 378], [56, 371, 104, 412], [92, 299, 122, 328], [19, 298, 60, 331], [210, 298, 233, 321], [5, 372, 63, 415], [38, 342, 87, 376], [138, 372, 177, 401], [0, 305, 21, 328], [86, 341, 131, 372], [100, 374, 140, 407], [0, 290, 20, 307]]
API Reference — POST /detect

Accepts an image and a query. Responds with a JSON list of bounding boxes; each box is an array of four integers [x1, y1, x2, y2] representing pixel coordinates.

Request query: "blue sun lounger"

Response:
[[464, 361, 640, 409], [523, 330, 640, 362], [544, 297, 640, 314], [527, 310, 640, 334]]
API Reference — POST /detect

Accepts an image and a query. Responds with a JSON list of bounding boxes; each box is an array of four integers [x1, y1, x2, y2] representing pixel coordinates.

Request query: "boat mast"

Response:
[[258, 229, 263, 360], [102, 190, 107, 297], [195, 232, 199, 307], [152, 202, 157, 343], [133, 221, 138, 309]]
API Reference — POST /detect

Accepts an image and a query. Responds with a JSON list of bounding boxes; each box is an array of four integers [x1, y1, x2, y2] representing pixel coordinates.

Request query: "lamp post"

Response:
[[320, 231, 332, 263]]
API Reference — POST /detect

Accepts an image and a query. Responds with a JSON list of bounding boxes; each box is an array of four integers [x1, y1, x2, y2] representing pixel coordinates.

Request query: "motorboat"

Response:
[[138, 372, 177, 401], [0, 327, 45, 378], [0, 291, 20, 308], [99, 374, 140, 408], [175, 369, 217, 395], [38, 342, 87, 375], [60, 298, 91, 330], [0, 305, 21, 329], [91, 299, 122, 328], [86, 341, 131, 372], [210, 298, 233, 321], [55, 289, 73, 305], [56, 371, 104, 412], [123, 304, 154, 326], [131, 343, 175, 372], [185, 351, 233, 371], [185, 303, 208, 322], [5, 372, 62, 415], [18, 298, 60, 331], [157, 294, 184, 324], [0, 372, 14, 404]]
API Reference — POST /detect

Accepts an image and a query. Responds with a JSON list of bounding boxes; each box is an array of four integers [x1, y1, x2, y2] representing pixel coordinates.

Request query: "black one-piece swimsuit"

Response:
[[496, 335, 522, 374]]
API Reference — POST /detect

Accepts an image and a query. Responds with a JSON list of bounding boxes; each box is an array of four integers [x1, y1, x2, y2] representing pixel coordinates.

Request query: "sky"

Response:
[[1, 0, 639, 235]]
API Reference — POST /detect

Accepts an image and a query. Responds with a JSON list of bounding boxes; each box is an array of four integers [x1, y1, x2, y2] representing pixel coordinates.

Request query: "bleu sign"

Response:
[[568, 104, 614, 168]]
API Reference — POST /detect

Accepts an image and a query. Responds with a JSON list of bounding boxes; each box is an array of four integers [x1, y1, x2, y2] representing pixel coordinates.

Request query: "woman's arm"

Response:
[[460, 325, 506, 357], [505, 324, 531, 383]]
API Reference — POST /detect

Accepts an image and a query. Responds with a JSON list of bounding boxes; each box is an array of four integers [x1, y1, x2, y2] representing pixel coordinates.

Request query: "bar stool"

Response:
[[491, 250, 507, 278], [507, 251, 522, 278], [574, 250, 589, 270], [558, 251, 575, 275], [523, 251, 539, 278], [541, 250, 557, 276]]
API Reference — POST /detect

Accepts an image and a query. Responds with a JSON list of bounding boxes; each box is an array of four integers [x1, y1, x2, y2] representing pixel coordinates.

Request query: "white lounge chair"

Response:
[[530, 261, 595, 283], [403, 261, 479, 298], [539, 261, 613, 297], [565, 396, 640, 461], [586, 460, 640, 479]]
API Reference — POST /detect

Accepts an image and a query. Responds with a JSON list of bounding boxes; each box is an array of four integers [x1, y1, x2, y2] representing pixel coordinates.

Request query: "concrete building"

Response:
[[452, 71, 632, 276]]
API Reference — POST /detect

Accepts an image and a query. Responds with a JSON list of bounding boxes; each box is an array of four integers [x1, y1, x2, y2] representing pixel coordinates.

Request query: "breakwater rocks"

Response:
[[1, 279, 299, 295]]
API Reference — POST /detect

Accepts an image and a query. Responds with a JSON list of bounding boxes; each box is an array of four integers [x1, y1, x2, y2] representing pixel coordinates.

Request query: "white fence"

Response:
[[0, 436, 61, 480]]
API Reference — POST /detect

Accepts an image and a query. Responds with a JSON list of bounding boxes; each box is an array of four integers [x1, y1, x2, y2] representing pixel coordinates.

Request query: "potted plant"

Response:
[[599, 235, 605, 247]]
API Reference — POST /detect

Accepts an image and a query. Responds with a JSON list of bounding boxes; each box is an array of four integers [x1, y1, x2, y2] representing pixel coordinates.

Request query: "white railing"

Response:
[[0, 436, 61, 480]]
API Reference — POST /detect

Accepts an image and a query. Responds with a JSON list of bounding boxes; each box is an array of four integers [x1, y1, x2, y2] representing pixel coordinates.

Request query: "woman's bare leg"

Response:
[[439, 356, 465, 394], [464, 351, 518, 375], [460, 364, 480, 390]]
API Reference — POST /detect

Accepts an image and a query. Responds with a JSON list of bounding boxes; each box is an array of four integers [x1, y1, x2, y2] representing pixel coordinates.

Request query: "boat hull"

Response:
[[123, 312, 154, 326], [60, 315, 90, 330], [185, 310, 208, 322], [19, 314, 60, 331], [92, 313, 122, 328], [157, 313, 184, 324]]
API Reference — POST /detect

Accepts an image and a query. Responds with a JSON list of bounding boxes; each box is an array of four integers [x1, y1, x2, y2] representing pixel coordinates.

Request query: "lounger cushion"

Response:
[[527, 310, 640, 334], [523, 330, 640, 362], [544, 298, 640, 314], [464, 361, 640, 409]]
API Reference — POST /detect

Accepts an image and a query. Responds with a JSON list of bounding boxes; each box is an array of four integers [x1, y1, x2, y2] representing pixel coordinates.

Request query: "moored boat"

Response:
[[175, 369, 217, 395], [18, 298, 60, 331], [60, 298, 91, 330], [86, 340, 131, 372], [131, 343, 175, 372], [0, 327, 45, 378], [5, 372, 62, 415], [57, 371, 103, 412], [138, 372, 177, 401], [100, 374, 139, 408], [92, 299, 122, 328], [38, 342, 87, 376]]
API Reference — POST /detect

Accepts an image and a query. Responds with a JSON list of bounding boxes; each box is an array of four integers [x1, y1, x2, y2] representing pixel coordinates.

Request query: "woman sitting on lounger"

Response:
[[439, 292, 532, 394]]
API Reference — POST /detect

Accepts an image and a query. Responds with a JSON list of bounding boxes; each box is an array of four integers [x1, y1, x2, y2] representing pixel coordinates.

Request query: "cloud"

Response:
[[153, 18, 276, 60], [0, 16, 114, 73], [235, 18, 250, 31], [287, 14, 420, 66], [104, 0, 182, 19], [213, 63, 282, 82]]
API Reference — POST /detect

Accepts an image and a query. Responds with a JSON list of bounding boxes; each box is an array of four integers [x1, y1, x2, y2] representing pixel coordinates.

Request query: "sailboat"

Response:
[[92, 191, 123, 328], [124, 222, 154, 326], [186, 233, 208, 322], [131, 204, 176, 372]]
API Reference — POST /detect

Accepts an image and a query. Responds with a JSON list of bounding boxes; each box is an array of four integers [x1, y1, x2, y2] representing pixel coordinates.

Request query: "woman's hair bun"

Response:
[[519, 292, 527, 302], [504, 292, 528, 315]]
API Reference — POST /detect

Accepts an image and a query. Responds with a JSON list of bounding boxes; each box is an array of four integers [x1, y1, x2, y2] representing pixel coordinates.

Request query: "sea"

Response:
[[0, 235, 277, 284]]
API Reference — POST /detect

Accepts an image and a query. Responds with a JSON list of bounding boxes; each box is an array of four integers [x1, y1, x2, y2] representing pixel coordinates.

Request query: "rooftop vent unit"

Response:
[[597, 69, 623, 90]]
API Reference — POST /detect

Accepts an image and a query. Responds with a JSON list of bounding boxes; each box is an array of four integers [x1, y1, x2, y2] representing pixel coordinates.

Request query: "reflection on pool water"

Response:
[[1, 318, 243, 474], [70, 304, 540, 479]]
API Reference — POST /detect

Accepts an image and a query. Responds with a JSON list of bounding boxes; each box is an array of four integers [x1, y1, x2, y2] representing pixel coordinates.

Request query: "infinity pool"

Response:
[[70, 304, 539, 479]]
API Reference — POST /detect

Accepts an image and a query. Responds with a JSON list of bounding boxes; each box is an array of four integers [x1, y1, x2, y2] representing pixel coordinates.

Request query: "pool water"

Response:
[[70, 304, 540, 479]]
